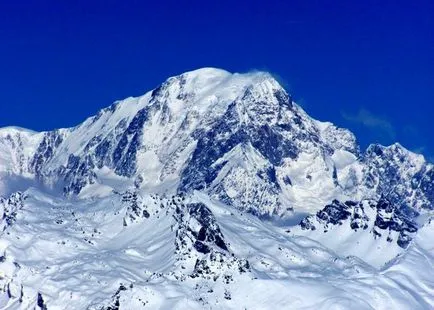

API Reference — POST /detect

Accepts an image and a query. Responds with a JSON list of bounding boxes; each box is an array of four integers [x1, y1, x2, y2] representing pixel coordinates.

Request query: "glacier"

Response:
[[0, 68, 433, 309]]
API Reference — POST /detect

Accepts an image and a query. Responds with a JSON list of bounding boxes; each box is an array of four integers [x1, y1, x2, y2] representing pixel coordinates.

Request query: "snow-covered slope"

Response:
[[292, 198, 419, 268], [0, 189, 433, 309], [0, 68, 433, 309]]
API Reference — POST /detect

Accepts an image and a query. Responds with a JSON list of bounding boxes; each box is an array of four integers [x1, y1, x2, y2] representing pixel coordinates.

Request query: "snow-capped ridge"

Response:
[[0, 126, 38, 136], [0, 68, 432, 218], [366, 142, 423, 159]]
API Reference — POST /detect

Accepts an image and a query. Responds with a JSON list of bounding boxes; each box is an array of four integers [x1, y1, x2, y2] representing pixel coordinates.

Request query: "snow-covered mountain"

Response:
[[0, 68, 433, 309]]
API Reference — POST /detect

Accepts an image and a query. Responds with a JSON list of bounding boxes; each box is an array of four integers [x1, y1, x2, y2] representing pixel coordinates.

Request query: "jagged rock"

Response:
[[298, 198, 418, 249], [0, 192, 26, 231], [37, 292, 47, 310], [172, 200, 250, 282]]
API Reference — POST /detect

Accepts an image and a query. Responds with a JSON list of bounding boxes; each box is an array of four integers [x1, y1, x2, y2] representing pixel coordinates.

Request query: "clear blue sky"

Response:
[[1, 0, 433, 159]]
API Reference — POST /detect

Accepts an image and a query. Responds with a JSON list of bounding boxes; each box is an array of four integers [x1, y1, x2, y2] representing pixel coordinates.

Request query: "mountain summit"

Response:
[[1, 68, 432, 214], [0, 68, 433, 309]]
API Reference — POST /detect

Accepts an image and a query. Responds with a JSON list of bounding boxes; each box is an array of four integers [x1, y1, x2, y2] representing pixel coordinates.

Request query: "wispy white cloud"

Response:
[[403, 126, 431, 158], [411, 146, 426, 154], [403, 125, 419, 138], [341, 109, 433, 161], [341, 108, 396, 141]]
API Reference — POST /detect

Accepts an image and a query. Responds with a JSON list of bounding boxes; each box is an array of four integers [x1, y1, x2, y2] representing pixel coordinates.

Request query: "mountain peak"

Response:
[[165, 68, 284, 103], [366, 142, 425, 163], [180, 67, 231, 79], [0, 68, 432, 215], [0, 126, 39, 136]]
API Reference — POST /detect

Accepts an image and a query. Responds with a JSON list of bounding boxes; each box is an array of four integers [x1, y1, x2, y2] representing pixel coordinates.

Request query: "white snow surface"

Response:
[[0, 188, 432, 309]]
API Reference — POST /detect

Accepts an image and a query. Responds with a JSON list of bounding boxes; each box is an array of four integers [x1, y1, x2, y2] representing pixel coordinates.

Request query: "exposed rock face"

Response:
[[362, 143, 432, 210], [299, 198, 419, 250], [0, 192, 26, 232], [173, 201, 250, 281]]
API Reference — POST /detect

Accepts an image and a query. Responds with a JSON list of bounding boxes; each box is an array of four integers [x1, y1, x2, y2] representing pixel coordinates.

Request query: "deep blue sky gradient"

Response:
[[1, 0, 433, 159]]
